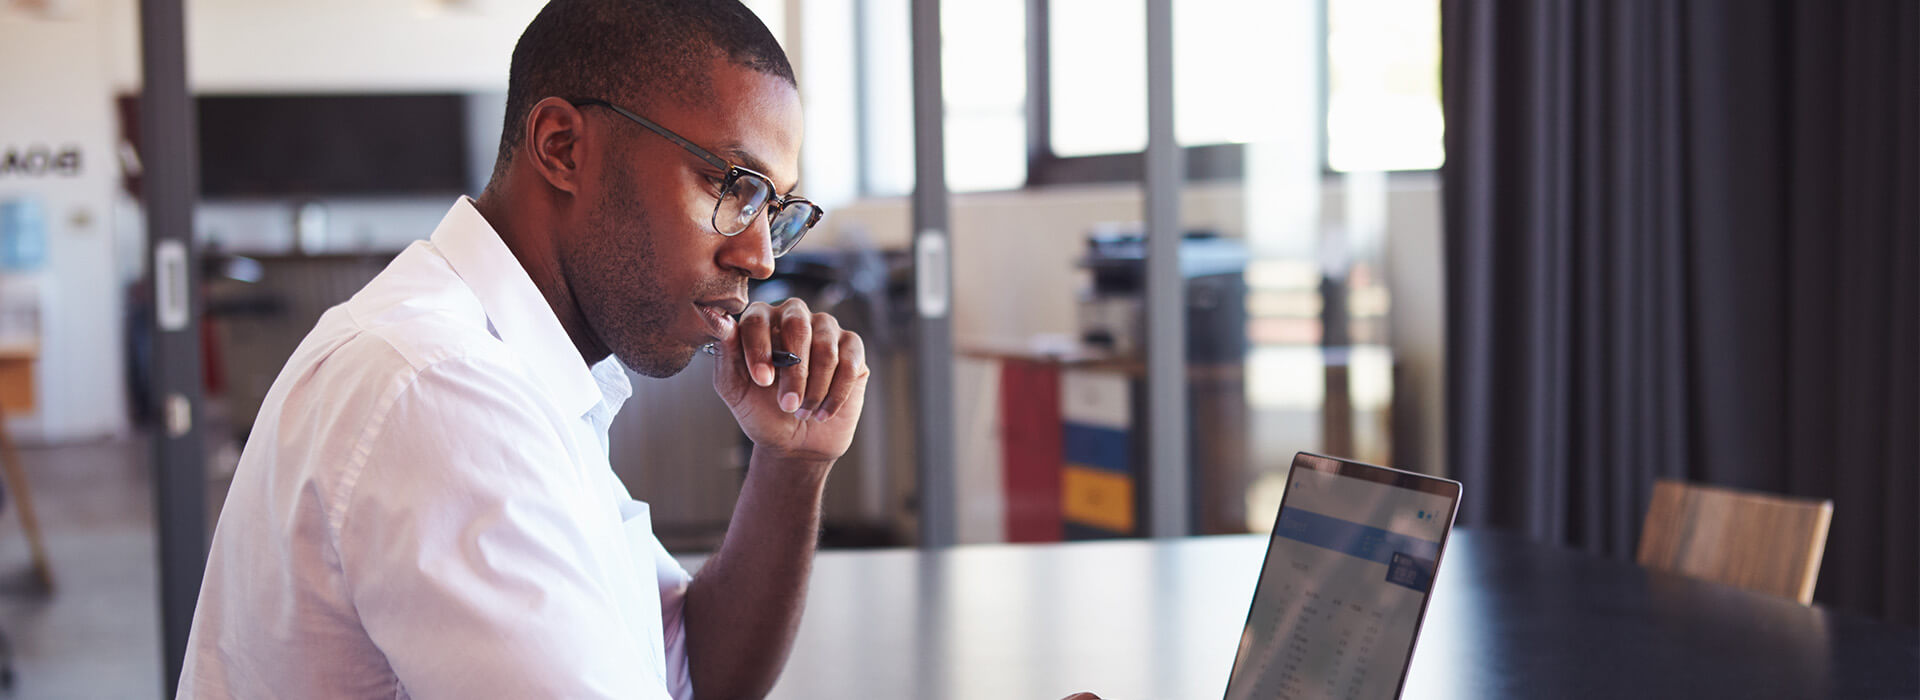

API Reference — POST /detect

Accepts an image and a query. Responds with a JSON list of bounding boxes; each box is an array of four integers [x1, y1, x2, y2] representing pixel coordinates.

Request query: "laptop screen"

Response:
[[1224, 453, 1460, 700]]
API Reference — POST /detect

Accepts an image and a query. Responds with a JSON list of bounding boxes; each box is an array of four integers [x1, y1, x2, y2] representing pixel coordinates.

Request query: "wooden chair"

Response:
[[1636, 479, 1833, 604]]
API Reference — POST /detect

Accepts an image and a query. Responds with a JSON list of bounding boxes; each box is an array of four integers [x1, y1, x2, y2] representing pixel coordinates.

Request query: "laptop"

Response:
[[1223, 452, 1462, 700]]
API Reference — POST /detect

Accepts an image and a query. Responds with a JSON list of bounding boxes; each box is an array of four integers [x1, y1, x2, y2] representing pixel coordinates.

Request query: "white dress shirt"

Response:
[[179, 197, 695, 699]]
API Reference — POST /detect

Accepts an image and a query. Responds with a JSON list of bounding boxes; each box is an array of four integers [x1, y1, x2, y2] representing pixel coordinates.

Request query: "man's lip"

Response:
[[696, 303, 737, 342], [697, 298, 748, 316]]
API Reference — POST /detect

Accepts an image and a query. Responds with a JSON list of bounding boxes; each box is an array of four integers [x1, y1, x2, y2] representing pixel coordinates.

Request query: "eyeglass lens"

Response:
[[714, 171, 772, 236], [713, 170, 819, 257], [768, 202, 816, 256]]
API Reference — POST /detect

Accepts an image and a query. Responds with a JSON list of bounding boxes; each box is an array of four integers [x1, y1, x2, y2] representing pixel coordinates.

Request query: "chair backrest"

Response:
[[1636, 480, 1834, 604]]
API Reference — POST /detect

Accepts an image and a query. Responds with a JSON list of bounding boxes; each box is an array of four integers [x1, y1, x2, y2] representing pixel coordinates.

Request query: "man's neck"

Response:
[[471, 187, 612, 368]]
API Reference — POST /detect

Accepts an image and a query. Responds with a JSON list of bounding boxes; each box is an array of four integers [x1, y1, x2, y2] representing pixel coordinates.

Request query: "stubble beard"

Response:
[[564, 165, 693, 379]]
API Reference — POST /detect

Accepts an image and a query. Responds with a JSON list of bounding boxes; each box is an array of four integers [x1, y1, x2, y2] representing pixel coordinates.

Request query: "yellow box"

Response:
[[0, 348, 35, 414], [1062, 463, 1135, 534]]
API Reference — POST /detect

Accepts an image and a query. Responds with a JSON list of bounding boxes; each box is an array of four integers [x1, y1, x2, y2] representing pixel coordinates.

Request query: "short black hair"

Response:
[[491, 0, 795, 180]]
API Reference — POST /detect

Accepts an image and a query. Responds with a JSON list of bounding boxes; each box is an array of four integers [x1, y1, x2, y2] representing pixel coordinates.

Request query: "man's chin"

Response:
[[615, 344, 697, 379]]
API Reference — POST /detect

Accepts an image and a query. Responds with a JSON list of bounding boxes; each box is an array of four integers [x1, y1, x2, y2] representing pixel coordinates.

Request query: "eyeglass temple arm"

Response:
[[569, 98, 733, 172]]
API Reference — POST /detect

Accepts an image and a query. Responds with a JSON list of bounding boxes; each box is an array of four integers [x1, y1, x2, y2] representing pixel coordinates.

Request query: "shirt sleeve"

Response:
[[332, 357, 670, 700]]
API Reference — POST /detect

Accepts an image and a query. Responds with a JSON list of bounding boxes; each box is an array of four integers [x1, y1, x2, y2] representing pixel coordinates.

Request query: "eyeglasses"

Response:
[[570, 98, 822, 258]]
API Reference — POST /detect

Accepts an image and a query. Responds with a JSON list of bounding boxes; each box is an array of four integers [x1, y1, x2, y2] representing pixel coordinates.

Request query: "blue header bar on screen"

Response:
[[1274, 507, 1442, 566]]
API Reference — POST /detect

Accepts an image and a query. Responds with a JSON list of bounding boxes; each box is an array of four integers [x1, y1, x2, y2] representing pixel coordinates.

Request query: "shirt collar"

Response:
[[585, 357, 634, 452], [429, 196, 610, 420]]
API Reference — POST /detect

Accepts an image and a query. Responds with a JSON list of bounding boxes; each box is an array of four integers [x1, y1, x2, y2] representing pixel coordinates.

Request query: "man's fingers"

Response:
[[736, 304, 775, 387], [776, 299, 813, 413], [815, 331, 866, 421], [709, 322, 746, 401], [723, 299, 867, 426], [801, 314, 842, 414]]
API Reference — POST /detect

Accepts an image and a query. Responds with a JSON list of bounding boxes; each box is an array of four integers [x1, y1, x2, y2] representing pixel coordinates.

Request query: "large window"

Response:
[[1047, 0, 1146, 156], [844, 0, 1029, 196], [1049, 0, 1298, 156], [1325, 0, 1444, 172], [813, 0, 1443, 198], [942, 0, 1029, 191], [1037, 0, 1442, 180]]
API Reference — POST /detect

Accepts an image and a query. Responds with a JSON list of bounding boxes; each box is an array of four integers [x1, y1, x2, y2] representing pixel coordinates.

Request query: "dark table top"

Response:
[[753, 529, 1918, 700]]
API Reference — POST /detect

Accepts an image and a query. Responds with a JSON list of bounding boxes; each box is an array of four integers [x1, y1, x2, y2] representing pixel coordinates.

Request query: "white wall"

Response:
[[103, 0, 547, 94], [1, 1, 132, 442]]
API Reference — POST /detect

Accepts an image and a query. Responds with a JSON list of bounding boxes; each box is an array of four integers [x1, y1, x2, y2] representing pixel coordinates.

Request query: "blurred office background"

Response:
[[0, 0, 1911, 697]]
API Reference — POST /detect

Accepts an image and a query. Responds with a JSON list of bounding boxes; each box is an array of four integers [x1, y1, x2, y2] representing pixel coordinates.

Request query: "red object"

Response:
[[1000, 359, 1062, 542], [201, 317, 225, 397]]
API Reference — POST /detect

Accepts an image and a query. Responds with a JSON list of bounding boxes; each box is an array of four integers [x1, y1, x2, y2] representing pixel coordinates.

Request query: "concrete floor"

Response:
[[0, 437, 165, 699]]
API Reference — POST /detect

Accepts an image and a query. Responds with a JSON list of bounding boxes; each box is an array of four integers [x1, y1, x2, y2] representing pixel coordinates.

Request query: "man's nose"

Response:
[[717, 214, 776, 280]]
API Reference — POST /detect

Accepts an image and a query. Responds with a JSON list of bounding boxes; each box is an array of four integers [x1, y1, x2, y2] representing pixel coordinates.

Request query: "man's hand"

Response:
[[712, 298, 869, 464], [691, 299, 868, 699]]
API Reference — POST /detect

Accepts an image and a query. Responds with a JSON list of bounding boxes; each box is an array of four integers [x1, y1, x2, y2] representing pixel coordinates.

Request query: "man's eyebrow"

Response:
[[721, 146, 798, 194]]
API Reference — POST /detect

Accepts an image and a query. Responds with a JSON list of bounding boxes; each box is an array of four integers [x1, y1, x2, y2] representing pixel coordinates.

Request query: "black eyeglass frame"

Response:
[[568, 97, 822, 256]]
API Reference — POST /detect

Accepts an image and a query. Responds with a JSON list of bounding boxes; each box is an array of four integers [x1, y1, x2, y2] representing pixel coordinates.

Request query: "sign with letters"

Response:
[[0, 145, 82, 177]]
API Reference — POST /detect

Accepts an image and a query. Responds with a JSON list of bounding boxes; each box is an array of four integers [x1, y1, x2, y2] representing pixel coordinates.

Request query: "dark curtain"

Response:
[[1442, 0, 1919, 624]]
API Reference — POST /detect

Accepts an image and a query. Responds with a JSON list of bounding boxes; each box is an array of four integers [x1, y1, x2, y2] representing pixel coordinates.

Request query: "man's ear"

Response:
[[523, 96, 591, 196]]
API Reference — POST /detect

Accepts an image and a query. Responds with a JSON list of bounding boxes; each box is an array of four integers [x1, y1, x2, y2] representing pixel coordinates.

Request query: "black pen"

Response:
[[700, 344, 802, 368]]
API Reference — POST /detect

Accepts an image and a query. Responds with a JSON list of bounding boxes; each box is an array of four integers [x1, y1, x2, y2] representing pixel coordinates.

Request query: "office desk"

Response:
[[762, 530, 1919, 699]]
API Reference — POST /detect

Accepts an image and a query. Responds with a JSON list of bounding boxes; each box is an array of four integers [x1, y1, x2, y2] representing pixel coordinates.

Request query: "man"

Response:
[[179, 1, 862, 697]]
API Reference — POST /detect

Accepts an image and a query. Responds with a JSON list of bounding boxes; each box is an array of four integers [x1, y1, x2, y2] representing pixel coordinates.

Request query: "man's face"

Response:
[[561, 60, 803, 378]]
